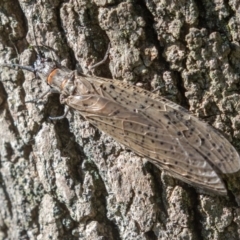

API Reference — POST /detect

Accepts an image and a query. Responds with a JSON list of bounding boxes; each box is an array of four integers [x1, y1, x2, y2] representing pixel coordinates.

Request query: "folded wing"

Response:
[[65, 90, 239, 194]]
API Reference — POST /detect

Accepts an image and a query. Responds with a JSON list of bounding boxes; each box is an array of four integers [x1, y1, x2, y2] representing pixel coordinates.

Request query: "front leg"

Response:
[[49, 94, 69, 120], [49, 105, 70, 120], [87, 43, 111, 75]]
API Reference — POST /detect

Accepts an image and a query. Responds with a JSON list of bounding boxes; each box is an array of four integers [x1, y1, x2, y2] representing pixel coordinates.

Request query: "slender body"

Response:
[[3, 57, 240, 195]]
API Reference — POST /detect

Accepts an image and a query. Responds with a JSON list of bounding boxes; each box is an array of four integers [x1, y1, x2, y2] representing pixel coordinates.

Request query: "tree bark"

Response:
[[1, 0, 240, 239]]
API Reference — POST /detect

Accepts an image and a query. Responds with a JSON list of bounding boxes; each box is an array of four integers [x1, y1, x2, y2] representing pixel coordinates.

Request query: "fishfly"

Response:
[[2, 48, 240, 195]]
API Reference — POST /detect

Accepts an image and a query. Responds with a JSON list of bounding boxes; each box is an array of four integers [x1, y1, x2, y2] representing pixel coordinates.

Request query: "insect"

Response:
[[2, 46, 240, 195]]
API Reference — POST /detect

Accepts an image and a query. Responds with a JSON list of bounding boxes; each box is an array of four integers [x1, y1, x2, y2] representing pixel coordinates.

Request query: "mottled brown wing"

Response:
[[82, 76, 240, 175], [65, 93, 233, 194]]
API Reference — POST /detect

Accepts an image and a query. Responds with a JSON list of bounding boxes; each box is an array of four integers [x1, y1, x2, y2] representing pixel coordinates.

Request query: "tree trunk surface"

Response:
[[1, 0, 240, 239]]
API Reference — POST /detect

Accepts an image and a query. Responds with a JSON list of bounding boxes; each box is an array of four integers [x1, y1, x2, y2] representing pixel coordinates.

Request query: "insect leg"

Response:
[[49, 105, 70, 120], [88, 43, 111, 72], [151, 86, 164, 93]]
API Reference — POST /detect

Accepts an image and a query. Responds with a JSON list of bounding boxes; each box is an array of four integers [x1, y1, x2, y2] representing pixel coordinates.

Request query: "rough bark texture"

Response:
[[1, 0, 240, 239]]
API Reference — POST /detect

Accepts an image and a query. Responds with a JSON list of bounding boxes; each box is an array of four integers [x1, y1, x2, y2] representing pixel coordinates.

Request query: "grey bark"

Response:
[[1, 0, 240, 239]]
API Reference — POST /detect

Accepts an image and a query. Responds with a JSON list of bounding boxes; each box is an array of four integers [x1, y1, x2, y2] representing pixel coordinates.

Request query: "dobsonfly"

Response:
[[1, 45, 240, 195]]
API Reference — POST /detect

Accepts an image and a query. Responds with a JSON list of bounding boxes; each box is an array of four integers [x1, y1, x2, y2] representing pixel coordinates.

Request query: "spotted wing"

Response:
[[84, 76, 240, 174], [65, 92, 237, 194]]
